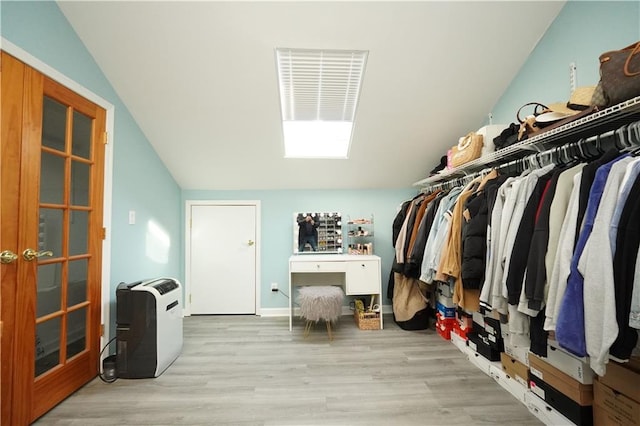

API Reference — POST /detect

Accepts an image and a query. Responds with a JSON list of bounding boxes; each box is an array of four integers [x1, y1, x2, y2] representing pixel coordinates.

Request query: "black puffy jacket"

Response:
[[460, 190, 488, 290]]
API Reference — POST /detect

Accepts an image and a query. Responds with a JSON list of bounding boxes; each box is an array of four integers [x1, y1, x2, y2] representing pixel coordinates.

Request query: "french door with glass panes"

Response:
[[1, 52, 106, 424]]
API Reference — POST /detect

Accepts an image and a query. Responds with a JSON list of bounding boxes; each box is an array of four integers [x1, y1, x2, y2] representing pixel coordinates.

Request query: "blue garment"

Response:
[[556, 154, 628, 356]]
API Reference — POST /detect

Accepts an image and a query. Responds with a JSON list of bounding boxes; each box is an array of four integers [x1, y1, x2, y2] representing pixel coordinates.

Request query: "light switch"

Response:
[[128, 210, 136, 225]]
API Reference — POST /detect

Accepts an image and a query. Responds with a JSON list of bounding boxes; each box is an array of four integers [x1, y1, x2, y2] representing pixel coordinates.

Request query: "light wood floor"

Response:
[[35, 314, 541, 425]]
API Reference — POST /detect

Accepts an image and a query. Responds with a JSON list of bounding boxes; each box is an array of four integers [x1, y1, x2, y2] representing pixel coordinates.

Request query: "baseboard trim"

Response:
[[259, 304, 392, 317]]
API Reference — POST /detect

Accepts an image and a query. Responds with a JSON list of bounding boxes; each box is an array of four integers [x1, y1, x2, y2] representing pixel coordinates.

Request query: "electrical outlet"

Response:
[[271, 283, 278, 292]]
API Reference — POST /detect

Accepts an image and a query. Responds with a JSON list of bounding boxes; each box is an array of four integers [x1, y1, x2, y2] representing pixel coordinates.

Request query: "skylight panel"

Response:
[[276, 48, 368, 159]]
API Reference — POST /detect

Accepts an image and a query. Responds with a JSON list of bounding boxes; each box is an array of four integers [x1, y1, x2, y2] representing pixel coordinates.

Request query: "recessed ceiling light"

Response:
[[276, 48, 368, 159]]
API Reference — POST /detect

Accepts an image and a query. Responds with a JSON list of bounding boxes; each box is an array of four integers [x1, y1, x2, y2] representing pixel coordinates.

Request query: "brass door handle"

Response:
[[247, 240, 255, 246], [0, 250, 18, 264], [22, 248, 53, 261]]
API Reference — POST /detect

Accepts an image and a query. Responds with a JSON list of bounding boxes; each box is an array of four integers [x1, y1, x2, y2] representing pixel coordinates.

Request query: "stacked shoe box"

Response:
[[435, 281, 456, 340], [594, 357, 640, 426], [498, 352, 529, 403], [452, 308, 473, 339], [468, 312, 504, 362], [501, 323, 529, 367], [528, 345, 594, 426]]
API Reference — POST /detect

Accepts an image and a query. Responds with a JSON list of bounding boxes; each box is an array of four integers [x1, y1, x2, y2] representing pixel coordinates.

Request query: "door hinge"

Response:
[[100, 324, 105, 336], [103, 132, 108, 145], [189, 294, 192, 304], [101, 227, 107, 240]]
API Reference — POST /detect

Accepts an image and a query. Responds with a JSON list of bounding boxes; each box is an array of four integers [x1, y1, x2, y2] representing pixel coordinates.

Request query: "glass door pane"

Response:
[[35, 318, 61, 377], [35, 94, 93, 376]]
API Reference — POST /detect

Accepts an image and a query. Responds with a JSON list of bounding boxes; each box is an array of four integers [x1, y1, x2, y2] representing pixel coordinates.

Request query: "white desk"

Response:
[[288, 254, 383, 331]]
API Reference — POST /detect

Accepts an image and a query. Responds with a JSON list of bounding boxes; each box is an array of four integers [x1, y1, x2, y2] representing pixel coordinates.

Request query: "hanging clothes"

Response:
[[387, 199, 414, 300], [438, 174, 490, 312], [404, 191, 441, 278], [630, 246, 640, 329], [523, 167, 565, 314], [610, 173, 640, 360], [404, 121, 640, 375], [580, 156, 636, 374], [540, 163, 585, 313], [420, 187, 462, 284], [460, 172, 506, 290], [480, 176, 516, 312], [545, 171, 583, 332], [556, 153, 629, 357], [392, 272, 430, 330]]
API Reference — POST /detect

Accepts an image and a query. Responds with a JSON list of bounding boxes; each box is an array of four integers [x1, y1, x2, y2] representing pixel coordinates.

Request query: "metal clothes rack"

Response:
[[415, 95, 640, 190], [416, 95, 640, 192], [420, 118, 640, 194]]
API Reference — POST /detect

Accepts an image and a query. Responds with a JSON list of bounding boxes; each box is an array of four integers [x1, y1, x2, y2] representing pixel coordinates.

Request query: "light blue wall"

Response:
[[5, 0, 636, 320], [182, 189, 416, 309], [1, 1, 182, 331], [490, 0, 640, 125]]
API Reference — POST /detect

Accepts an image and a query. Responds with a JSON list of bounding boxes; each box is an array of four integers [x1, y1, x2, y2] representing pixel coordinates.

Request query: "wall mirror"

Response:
[[293, 212, 343, 254]]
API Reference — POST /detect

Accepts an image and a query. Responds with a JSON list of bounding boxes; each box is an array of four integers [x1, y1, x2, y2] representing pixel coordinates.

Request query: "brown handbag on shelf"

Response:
[[450, 132, 483, 168], [597, 41, 640, 107]]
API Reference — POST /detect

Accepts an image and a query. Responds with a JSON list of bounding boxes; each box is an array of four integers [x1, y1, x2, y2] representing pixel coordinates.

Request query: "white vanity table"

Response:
[[288, 254, 383, 331]]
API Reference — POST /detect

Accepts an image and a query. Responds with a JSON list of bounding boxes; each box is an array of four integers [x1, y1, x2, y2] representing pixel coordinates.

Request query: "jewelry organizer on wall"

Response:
[[346, 215, 374, 255], [414, 96, 640, 190]]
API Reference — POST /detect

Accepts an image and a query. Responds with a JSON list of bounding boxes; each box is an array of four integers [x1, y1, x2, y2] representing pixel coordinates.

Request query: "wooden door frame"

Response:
[[184, 200, 261, 317], [2, 39, 115, 365]]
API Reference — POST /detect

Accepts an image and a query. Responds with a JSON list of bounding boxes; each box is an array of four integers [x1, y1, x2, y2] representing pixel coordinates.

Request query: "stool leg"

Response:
[[304, 320, 314, 338], [326, 320, 333, 341]]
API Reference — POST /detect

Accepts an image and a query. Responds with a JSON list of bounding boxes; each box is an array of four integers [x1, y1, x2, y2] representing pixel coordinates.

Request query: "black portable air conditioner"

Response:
[[115, 278, 183, 378]]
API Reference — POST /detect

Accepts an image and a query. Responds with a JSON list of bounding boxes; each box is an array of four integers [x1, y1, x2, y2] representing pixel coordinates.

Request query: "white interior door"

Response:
[[190, 204, 257, 314]]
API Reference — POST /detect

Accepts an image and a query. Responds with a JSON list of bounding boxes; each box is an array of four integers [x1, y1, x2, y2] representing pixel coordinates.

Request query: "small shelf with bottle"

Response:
[[346, 215, 374, 255]]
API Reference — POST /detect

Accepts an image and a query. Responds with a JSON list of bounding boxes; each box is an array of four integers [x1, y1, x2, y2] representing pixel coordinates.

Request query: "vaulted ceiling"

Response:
[[58, 1, 565, 190]]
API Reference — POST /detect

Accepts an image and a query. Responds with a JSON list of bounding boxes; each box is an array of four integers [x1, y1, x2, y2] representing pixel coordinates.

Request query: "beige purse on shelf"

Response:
[[450, 132, 484, 168]]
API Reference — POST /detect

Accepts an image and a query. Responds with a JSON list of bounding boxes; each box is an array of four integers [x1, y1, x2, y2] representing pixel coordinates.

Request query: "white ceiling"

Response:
[[58, 1, 565, 190]]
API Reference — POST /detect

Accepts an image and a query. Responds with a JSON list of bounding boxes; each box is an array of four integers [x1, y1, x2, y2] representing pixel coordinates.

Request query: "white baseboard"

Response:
[[259, 304, 392, 317], [259, 307, 291, 317]]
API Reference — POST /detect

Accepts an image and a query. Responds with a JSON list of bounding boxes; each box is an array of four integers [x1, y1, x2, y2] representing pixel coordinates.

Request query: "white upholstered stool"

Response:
[[297, 286, 345, 340]]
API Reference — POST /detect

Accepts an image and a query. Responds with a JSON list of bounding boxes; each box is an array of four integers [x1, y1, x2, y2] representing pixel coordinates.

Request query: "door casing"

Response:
[[1, 39, 115, 418]]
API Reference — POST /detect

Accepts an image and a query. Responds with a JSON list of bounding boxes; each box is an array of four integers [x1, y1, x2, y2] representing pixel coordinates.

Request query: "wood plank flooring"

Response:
[[35, 314, 541, 425]]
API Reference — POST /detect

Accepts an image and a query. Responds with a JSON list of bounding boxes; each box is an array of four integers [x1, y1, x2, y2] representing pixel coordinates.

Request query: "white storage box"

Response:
[[472, 311, 485, 328], [467, 348, 493, 375], [450, 330, 470, 355], [524, 390, 575, 426], [546, 339, 594, 384], [437, 293, 455, 308], [489, 364, 527, 404], [477, 124, 507, 159], [501, 327, 530, 366], [437, 281, 453, 298]]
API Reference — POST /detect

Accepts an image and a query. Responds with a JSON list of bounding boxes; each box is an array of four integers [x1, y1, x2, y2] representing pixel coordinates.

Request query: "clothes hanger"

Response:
[[632, 121, 640, 146], [595, 134, 604, 156], [560, 145, 569, 165], [582, 137, 598, 160], [616, 125, 629, 150], [575, 139, 586, 159], [556, 146, 567, 166], [629, 122, 640, 155], [583, 137, 599, 160], [562, 144, 576, 165]]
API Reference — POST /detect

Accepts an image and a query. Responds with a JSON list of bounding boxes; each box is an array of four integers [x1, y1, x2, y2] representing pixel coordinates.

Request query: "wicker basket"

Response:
[[353, 310, 380, 330]]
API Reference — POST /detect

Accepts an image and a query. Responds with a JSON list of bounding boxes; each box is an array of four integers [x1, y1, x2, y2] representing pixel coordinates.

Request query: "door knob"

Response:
[[247, 240, 255, 246], [0, 250, 18, 264], [22, 248, 53, 261]]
